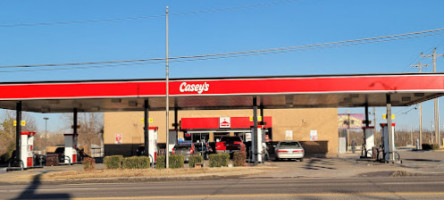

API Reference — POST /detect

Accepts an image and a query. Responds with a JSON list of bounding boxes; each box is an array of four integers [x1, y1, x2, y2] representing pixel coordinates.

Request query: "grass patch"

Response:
[[42, 167, 271, 181]]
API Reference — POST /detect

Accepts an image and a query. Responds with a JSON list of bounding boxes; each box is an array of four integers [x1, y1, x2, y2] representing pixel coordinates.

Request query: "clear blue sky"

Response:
[[0, 0, 443, 132]]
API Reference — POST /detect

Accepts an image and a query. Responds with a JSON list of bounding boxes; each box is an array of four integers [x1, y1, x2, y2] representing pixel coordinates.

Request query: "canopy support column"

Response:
[[73, 108, 78, 136], [386, 94, 394, 162], [363, 103, 369, 157], [144, 99, 149, 157], [15, 101, 22, 163], [253, 97, 258, 165], [174, 106, 178, 143]]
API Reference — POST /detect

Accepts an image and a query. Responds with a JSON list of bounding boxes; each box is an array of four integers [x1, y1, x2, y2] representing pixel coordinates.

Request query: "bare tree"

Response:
[[63, 113, 103, 155], [0, 110, 37, 162]]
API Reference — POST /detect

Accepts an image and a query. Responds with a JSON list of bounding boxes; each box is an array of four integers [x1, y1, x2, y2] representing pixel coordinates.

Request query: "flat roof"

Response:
[[0, 73, 443, 113]]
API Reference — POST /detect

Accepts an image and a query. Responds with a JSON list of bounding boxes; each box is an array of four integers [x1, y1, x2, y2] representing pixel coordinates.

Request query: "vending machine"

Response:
[[20, 132, 36, 168], [64, 133, 78, 164]]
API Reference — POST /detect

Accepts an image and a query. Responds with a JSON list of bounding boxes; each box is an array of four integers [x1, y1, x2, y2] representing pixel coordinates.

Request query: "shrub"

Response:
[[122, 156, 150, 169], [82, 157, 95, 171], [104, 155, 123, 169], [155, 155, 184, 169], [169, 155, 184, 168], [189, 154, 203, 168], [233, 151, 246, 167], [156, 156, 166, 169], [209, 153, 230, 167]]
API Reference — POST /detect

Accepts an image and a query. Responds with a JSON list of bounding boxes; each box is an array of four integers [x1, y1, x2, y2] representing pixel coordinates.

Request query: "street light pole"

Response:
[[165, 6, 170, 169], [43, 117, 49, 154]]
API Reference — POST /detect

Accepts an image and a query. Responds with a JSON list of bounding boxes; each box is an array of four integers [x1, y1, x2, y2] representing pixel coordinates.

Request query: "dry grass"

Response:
[[391, 170, 416, 177], [41, 166, 275, 181]]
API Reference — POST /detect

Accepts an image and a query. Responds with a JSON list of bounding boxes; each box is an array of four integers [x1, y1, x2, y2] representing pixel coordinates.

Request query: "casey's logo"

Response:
[[179, 82, 209, 94]]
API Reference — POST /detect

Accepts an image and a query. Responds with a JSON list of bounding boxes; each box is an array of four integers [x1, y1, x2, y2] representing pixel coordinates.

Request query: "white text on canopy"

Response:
[[179, 82, 209, 94]]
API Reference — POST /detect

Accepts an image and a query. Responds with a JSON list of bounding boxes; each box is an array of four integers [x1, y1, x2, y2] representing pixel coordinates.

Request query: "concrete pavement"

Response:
[[1, 149, 444, 185], [2, 176, 444, 199]]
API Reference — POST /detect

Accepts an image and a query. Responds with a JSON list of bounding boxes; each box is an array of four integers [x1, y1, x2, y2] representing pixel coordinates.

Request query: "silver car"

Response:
[[275, 141, 304, 161]]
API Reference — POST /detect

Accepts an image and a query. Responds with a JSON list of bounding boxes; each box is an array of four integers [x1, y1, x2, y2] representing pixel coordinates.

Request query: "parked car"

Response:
[[274, 141, 304, 161], [194, 142, 212, 160], [172, 142, 195, 162], [215, 136, 246, 154]]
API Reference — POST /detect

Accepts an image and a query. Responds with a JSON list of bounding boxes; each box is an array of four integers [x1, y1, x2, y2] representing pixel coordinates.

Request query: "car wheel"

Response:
[[299, 158, 304, 162]]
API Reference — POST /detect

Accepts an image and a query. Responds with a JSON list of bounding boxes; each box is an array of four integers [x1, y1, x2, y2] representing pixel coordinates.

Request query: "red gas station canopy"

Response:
[[0, 73, 443, 112]]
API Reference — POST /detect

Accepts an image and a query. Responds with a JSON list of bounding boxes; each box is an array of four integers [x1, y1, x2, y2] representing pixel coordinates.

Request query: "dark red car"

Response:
[[215, 136, 246, 154]]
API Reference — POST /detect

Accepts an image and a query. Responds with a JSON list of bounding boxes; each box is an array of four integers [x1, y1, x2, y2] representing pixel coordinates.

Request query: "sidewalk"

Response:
[[247, 150, 444, 179]]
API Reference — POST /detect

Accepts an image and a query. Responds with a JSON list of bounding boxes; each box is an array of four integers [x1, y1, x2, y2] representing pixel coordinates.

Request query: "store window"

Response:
[[191, 133, 210, 143], [214, 132, 229, 142], [235, 132, 249, 142]]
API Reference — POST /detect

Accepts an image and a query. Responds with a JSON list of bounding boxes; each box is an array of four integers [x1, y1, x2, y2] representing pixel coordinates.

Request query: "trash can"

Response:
[[371, 147, 378, 160], [46, 154, 59, 166]]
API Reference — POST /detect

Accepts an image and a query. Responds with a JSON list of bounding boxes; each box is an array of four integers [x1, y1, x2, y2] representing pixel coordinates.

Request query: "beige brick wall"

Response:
[[104, 108, 338, 155]]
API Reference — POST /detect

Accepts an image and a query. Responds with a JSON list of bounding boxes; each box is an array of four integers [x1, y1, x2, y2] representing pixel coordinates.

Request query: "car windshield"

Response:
[[55, 148, 64, 153], [175, 145, 191, 150], [279, 142, 301, 149], [221, 137, 242, 142]]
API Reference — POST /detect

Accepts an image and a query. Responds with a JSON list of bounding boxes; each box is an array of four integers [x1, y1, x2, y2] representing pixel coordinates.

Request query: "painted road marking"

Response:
[[71, 192, 444, 200]]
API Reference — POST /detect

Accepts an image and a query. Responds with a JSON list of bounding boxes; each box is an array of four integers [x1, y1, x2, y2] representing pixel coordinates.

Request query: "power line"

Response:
[[170, 28, 444, 61], [167, 31, 444, 64], [0, 0, 298, 28], [1, 27, 442, 70], [0, 59, 162, 68], [2, 32, 442, 74]]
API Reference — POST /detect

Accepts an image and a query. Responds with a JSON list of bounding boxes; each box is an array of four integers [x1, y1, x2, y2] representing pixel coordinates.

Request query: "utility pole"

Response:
[[165, 6, 170, 169], [421, 48, 444, 147], [431, 121, 434, 144], [410, 61, 429, 149]]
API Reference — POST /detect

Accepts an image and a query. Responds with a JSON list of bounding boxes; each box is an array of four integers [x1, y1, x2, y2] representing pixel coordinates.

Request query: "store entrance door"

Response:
[[191, 133, 210, 143]]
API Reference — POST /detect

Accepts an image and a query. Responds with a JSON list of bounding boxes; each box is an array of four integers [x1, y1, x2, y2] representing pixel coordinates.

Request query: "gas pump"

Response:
[[20, 132, 35, 168], [362, 127, 375, 158], [380, 123, 396, 161], [64, 133, 78, 164], [168, 130, 177, 153], [251, 126, 266, 163], [148, 127, 158, 163]]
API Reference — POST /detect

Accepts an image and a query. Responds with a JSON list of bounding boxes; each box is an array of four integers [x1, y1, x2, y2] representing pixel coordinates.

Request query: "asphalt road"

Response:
[[1, 175, 444, 200]]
